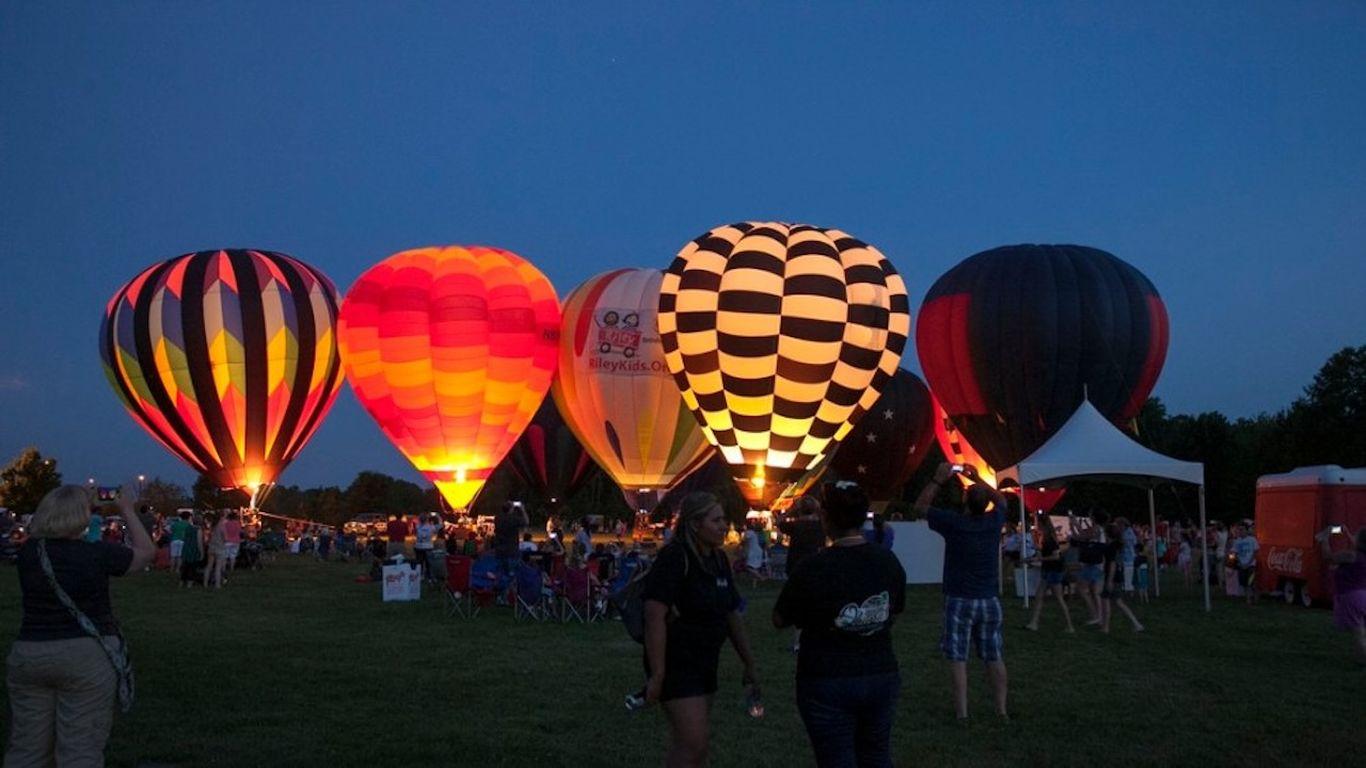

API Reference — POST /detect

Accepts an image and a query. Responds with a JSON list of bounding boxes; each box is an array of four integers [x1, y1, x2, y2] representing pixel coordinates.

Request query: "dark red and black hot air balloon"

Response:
[[505, 396, 598, 505], [828, 368, 935, 509], [916, 244, 1168, 473]]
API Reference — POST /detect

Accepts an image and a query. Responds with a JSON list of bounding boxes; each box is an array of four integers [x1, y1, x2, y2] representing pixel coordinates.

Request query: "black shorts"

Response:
[[1239, 567, 1256, 588], [643, 639, 722, 702]]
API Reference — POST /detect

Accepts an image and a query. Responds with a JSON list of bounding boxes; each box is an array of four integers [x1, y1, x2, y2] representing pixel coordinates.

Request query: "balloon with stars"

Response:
[[827, 368, 935, 509]]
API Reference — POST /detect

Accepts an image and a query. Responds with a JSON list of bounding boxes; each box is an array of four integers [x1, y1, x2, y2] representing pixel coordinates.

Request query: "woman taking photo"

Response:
[[642, 492, 760, 768], [6, 481, 154, 766], [1317, 526, 1366, 664], [774, 481, 906, 768]]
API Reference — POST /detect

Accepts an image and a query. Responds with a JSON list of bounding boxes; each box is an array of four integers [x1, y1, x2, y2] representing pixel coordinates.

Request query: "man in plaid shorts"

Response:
[[915, 463, 1010, 721]]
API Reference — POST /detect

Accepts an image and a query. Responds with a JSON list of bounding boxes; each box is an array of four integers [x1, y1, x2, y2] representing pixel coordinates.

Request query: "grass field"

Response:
[[2, 556, 1361, 767]]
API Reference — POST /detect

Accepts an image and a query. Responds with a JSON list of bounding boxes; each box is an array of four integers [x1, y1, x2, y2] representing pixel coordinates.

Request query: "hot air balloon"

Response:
[[931, 395, 1064, 512], [552, 268, 714, 511], [917, 243, 1168, 476], [659, 222, 910, 508], [505, 396, 598, 506], [99, 249, 344, 507], [338, 246, 559, 509], [828, 368, 934, 509]]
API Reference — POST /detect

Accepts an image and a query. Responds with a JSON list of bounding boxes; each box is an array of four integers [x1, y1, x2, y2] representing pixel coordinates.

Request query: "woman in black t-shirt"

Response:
[[1024, 515, 1076, 633], [1101, 523, 1145, 634], [641, 492, 759, 767], [6, 483, 155, 767], [774, 481, 906, 768]]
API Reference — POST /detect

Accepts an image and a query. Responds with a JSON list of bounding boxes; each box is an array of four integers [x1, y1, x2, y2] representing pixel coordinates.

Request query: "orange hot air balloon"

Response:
[[552, 269, 714, 510], [659, 222, 910, 508], [338, 246, 560, 509], [99, 249, 344, 506]]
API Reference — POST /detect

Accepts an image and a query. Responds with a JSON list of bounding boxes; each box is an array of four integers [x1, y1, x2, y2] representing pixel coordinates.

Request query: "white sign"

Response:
[[382, 565, 422, 602]]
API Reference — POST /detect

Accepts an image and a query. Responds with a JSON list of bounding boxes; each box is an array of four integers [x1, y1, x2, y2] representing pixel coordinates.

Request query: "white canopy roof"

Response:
[[996, 399, 1204, 488]]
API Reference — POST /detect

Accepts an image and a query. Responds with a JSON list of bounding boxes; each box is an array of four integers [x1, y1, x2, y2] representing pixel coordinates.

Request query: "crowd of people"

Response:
[[6, 469, 1366, 768]]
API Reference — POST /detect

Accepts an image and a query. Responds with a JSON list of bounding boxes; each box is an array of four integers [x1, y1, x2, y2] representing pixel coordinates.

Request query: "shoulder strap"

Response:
[[37, 539, 110, 640]]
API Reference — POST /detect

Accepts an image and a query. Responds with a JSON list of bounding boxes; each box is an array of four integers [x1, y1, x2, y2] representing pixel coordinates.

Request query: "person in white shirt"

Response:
[[742, 522, 766, 584], [518, 533, 538, 554], [414, 515, 437, 581]]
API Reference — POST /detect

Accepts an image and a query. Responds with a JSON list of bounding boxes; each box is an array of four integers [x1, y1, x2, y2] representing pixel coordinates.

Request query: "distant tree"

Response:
[[1289, 345, 1366, 468], [0, 447, 63, 515], [383, 478, 430, 516], [343, 471, 397, 518], [310, 487, 346, 527], [139, 477, 188, 515], [191, 474, 247, 510]]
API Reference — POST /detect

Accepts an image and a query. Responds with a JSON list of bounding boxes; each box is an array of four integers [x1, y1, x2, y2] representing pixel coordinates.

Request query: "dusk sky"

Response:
[[3, 2, 1363, 492]]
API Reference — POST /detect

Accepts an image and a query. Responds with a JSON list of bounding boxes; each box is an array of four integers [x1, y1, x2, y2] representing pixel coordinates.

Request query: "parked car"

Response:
[[344, 513, 388, 536]]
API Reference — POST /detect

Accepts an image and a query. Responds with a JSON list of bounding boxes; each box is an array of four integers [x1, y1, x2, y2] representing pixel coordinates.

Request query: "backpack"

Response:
[[610, 545, 697, 644]]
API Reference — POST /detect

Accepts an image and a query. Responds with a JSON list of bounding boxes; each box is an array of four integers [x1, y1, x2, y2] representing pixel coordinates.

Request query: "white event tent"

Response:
[[997, 399, 1211, 612]]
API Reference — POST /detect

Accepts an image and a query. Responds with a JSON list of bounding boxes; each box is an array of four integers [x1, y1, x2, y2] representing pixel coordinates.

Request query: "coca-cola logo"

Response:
[[1266, 547, 1304, 575]]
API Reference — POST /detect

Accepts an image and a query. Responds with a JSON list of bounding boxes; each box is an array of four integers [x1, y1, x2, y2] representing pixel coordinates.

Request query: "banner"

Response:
[[382, 564, 421, 602]]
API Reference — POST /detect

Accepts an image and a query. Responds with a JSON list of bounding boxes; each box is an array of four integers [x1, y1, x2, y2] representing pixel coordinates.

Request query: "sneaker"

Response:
[[624, 690, 647, 711]]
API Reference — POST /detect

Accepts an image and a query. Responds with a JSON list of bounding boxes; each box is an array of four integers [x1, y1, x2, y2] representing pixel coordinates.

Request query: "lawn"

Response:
[[2, 556, 1361, 767]]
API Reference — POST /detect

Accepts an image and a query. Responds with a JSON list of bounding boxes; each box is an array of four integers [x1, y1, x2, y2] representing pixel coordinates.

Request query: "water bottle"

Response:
[[744, 687, 764, 718]]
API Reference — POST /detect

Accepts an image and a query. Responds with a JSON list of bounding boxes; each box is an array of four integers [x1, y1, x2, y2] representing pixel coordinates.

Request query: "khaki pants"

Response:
[[5, 637, 116, 768]]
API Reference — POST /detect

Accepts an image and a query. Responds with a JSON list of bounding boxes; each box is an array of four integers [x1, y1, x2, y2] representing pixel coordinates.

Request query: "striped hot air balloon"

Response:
[[552, 269, 714, 511], [337, 246, 560, 510], [99, 249, 343, 502], [659, 222, 910, 508]]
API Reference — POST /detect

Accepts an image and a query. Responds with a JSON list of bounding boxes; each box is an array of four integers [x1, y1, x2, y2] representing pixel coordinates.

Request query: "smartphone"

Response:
[[950, 464, 964, 473], [96, 486, 120, 502], [1331, 525, 1344, 534]]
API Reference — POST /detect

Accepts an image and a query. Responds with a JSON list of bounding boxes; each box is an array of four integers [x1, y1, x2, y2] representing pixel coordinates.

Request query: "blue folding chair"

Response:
[[514, 561, 550, 621]]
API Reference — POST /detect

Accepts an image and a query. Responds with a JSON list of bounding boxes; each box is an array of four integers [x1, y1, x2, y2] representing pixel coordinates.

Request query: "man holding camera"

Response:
[[915, 462, 1010, 722]]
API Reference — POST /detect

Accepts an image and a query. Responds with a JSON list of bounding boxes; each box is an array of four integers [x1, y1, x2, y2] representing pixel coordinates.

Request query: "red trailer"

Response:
[[1255, 465, 1366, 606]]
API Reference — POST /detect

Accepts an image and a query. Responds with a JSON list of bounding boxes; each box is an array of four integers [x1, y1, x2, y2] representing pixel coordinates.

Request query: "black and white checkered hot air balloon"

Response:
[[658, 222, 910, 508]]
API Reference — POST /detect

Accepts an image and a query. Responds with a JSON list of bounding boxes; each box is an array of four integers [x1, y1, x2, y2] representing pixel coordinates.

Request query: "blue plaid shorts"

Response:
[[940, 596, 1004, 662]]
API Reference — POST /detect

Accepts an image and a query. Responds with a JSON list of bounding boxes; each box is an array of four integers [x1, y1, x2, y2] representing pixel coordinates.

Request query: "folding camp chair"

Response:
[[514, 561, 551, 621], [446, 555, 479, 617], [559, 565, 603, 623]]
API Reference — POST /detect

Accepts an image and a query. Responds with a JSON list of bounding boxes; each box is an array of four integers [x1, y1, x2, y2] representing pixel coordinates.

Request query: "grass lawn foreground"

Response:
[[2, 557, 1360, 767]]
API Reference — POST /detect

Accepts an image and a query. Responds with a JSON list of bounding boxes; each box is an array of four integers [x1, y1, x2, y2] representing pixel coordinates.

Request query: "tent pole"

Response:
[[1148, 487, 1158, 599], [1199, 485, 1210, 612], [1020, 497, 1029, 609]]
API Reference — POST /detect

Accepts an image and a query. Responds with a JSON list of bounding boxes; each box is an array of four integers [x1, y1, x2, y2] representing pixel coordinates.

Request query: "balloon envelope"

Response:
[[338, 246, 560, 508], [659, 222, 910, 507], [829, 368, 934, 503], [99, 249, 344, 492], [931, 395, 1065, 512], [552, 268, 713, 499], [505, 396, 598, 504], [916, 244, 1168, 471]]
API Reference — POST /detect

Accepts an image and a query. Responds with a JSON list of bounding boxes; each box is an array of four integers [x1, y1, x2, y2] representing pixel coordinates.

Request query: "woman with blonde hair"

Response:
[[642, 492, 760, 768], [6, 481, 154, 766]]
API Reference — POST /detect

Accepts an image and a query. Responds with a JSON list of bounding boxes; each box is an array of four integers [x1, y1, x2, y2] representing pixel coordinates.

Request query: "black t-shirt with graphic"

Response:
[[774, 543, 906, 679]]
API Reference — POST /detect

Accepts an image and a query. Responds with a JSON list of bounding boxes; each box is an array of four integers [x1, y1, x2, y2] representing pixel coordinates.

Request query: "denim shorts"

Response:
[[940, 596, 1003, 662], [1044, 570, 1065, 586], [1078, 565, 1103, 584]]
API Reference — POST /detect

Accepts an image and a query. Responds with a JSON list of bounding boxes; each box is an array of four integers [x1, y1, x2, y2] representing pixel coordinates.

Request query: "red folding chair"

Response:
[[445, 555, 480, 618], [559, 565, 603, 623]]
